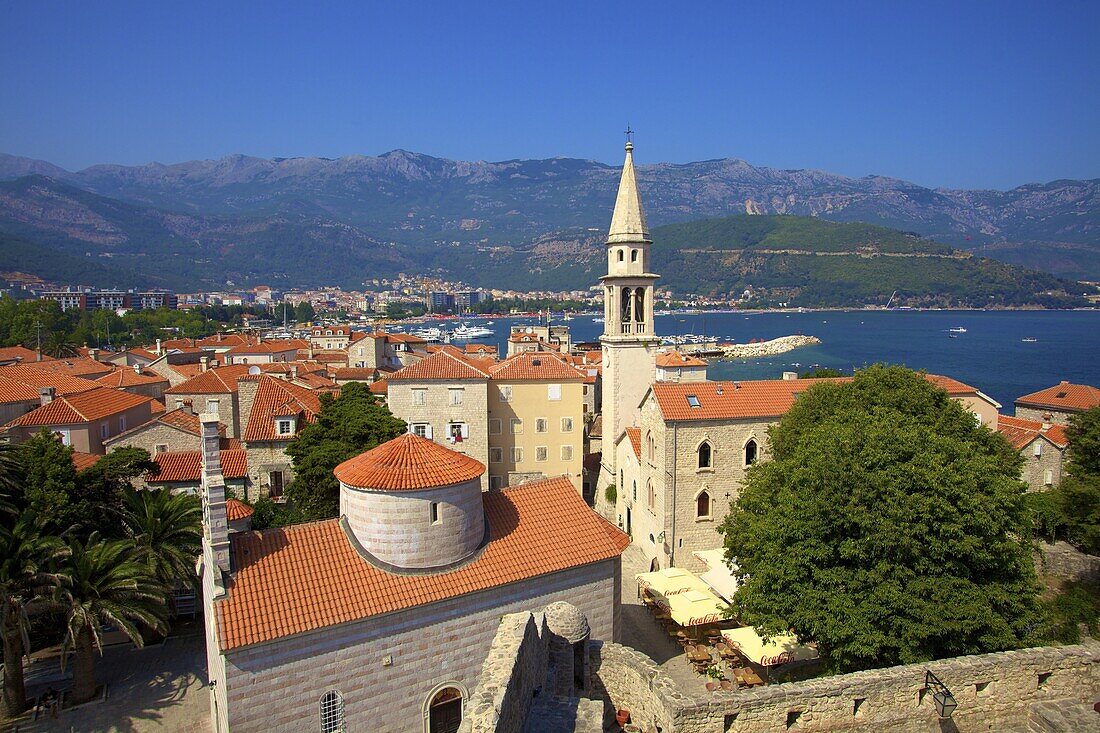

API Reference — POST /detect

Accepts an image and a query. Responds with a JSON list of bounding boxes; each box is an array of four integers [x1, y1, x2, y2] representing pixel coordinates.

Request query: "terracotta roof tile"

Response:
[[28, 357, 113, 378], [1015, 381, 1100, 413], [226, 499, 255, 521], [164, 365, 254, 395], [996, 414, 1070, 450], [71, 451, 102, 472], [241, 376, 322, 442], [95, 367, 170, 388], [227, 342, 297, 355], [488, 352, 583, 381], [6, 386, 153, 427], [369, 379, 388, 395], [0, 365, 102, 398], [334, 368, 376, 380], [464, 344, 498, 356], [0, 346, 49, 363], [655, 351, 708, 368], [216, 476, 629, 650], [386, 332, 427, 344], [390, 350, 490, 381], [625, 427, 642, 458], [334, 434, 483, 490], [148, 449, 248, 483]]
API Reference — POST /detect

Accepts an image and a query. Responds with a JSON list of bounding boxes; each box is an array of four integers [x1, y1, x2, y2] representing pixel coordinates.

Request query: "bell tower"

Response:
[[598, 136, 660, 508]]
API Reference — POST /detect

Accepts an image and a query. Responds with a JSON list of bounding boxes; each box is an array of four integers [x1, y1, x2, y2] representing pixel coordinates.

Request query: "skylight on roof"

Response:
[[686, 395, 700, 408], [1056, 392, 1067, 399]]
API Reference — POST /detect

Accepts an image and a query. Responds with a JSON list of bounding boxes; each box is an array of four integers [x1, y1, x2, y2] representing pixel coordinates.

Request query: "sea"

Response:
[[411, 310, 1100, 410]]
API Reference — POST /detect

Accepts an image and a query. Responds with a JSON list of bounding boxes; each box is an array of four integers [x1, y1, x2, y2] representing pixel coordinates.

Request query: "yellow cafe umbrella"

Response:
[[721, 627, 819, 666]]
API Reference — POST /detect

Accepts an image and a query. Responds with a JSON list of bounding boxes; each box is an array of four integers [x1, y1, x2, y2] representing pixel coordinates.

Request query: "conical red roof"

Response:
[[225, 498, 255, 521], [334, 434, 485, 491]]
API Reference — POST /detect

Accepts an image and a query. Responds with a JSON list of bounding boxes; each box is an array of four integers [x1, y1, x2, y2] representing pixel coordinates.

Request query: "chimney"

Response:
[[39, 386, 56, 405], [201, 355, 211, 372], [133, 364, 141, 374], [1042, 412, 1052, 432], [88, 348, 99, 362], [156, 338, 163, 356], [290, 365, 298, 379], [782, 371, 798, 381], [200, 412, 231, 577]]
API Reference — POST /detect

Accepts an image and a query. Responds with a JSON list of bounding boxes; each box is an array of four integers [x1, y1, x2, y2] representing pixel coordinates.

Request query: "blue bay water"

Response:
[[417, 310, 1100, 410]]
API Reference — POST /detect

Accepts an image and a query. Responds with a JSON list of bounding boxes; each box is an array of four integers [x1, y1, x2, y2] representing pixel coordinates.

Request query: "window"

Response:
[[1044, 469, 1053, 485], [319, 690, 344, 733], [489, 418, 502, 435], [155, 444, 169, 454], [632, 480, 637, 502], [744, 439, 758, 466], [430, 502, 441, 524], [646, 431, 655, 461], [490, 447, 503, 463], [686, 395, 700, 408], [1033, 441, 1043, 457], [696, 490, 712, 519], [619, 470, 623, 488], [536, 418, 548, 433], [510, 418, 523, 434], [269, 471, 284, 498], [53, 429, 71, 446], [489, 475, 504, 490], [548, 384, 562, 401], [561, 417, 574, 433], [277, 418, 294, 436], [499, 386, 512, 403], [447, 422, 468, 443], [647, 479, 655, 510], [561, 445, 573, 461], [449, 388, 464, 406], [100, 422, 109, 439], [512, 447, 523, 462], [698, 441, 712, 469], [536, 446, 548, 462], [413, 389, 427, 406], [973, 412, 983, 426], [617, 249, 624, 262], [631, 249, 638, 262], [118, 415, 127, 432], [411, 423, 433, 439]]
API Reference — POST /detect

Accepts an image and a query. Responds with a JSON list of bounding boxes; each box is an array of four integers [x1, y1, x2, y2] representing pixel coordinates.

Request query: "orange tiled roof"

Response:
[[216, 476, 629, 650], [390, 350, 490, 381], [464, 344, 498, 355], [0, 365, 102, 398], [95, 367, 170, 388], [71, 451, 102, 472], [164, 365, 254, 395], [334, 434, 483, 490], [488, 352, 582, 381], [0, 346, 49, 363], [29, 357, 113, 378], [227, 342, 297, 355], [225, 499, 255, 521], [310, 325, 352, 337], [334, 367, 376, 381], [655, 351, 708, 368], [148, 448, 248, 483], [241, 376, 322, 442], [386, 332, 427, 344], [996, 414, 1070, 450], [625, 427, 642, 458], [6, 386, 152, 427], [1016, 381, 1100, 413], [369, 379, 388, 395]]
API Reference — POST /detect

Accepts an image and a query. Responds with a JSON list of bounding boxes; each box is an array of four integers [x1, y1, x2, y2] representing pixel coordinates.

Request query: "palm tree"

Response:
[[0, 511, 66, 717], [56, 534, 168, 704], [120, 488, 202, 592], [0, 443, 21, 516]]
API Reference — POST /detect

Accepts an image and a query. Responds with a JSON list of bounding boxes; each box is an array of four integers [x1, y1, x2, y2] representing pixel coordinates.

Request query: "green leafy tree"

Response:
[[56, 534, 168, 704], [285, 383, 406, 520], [293, 301, 316, 323], [14, 431, 78, 530], [73, 448, 157, 534], [1, 511, 66, 717], [1055, 407, 1100, 554], [719, 365, 1040, 673], [0, 443, 21, 516], [799, 367, 845, 379], [120, 488, 202, 592]]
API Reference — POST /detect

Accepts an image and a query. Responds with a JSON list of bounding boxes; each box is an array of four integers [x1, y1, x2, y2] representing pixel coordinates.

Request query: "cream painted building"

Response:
[[486, 352, 585, 493]]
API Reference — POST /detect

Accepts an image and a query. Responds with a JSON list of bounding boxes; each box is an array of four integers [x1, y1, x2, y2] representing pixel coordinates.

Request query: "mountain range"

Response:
[[0, 150, 1097, 293]]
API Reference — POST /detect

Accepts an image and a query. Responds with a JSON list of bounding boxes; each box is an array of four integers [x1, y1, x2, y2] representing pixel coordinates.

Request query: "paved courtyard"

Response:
[[9, 631, 211, 733]]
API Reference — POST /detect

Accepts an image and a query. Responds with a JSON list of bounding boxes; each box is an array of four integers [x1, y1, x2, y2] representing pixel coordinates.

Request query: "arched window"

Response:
[[631, 249, 638, 262], [320, 691, 345, 733], [698, 441, 712, 469], [634, 289, 645, 324], [647, 479, 655, 510], [645, 431, 655, 461], [621, 287, 632, 322], [619, 469, 623, 488], [744, 439, 758, 466], [427, 687, 464, 733], [617, 249, 624, 262], [696, 490, 711, 519], [632, 480, 637, 502]]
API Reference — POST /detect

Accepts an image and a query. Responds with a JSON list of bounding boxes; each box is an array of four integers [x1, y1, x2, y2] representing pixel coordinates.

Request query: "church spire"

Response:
[[607, 137, 650, 244]]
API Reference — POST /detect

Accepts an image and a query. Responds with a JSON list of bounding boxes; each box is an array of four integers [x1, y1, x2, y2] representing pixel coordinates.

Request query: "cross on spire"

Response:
[[624, 125, 634, 144]]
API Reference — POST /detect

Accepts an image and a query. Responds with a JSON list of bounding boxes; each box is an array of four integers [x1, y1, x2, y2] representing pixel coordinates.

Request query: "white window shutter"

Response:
[[461, 423, 469, 439], [425, 424, 434, 439]]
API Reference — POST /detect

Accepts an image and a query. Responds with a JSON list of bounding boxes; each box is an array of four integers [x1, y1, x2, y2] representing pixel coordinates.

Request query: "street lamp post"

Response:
[[924, 670, 958, 719]]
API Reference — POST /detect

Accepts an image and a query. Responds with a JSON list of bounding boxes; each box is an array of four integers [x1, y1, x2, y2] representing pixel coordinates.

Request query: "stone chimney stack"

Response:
[[290, 365, 298, 380], [1041, 412, 1052, 432], [88, 348, 99, 362], [201, 355, 211, 372], [133, 364, 142, 374], [782, 371, 798, 381], [200, 412, 231, 576], [39, 386, 55, 405], [155, 338, 163, 356]]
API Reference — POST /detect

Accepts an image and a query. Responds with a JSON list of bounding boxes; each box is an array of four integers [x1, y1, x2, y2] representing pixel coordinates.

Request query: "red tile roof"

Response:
[[6, 387, 153, 427], [225, 499, 254, 521], [464, 344, 498, 355], [216, 476, 629, 650], [227, 342, 297, 355], [390, 350, 490, 381], [164, 365, 254, 395], [386, 332, 427, 344], [0, 346, 49, 363], [1015, 381, 1100, 413], [369, 379, 388, 395], [996, 414, 1070, 450], [488, 352, 584, 381], [334, 434, 484, 490], [71, 451, 102, 472], [241, 376, 322, 442], [334, 368, 376, 381], [148, 449, 249, 483], [0, 365, 102, 398], [655, 351, 708, 368], [95, 367, 170, 388], [625, 427, 642, 458], [29, 357, 113, 378]]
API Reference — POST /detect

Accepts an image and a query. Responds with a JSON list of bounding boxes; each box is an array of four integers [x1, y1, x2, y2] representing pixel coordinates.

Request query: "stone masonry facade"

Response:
[[216, 558, 620, 733]]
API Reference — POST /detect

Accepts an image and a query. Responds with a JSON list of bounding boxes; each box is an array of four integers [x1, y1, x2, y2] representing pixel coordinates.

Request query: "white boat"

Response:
[[592, 317, 604, 323], [1022, 337, 1038, 343], [412, 327, 444, 341], [948, 327, 967, 333], [450, 323, 494, 340]]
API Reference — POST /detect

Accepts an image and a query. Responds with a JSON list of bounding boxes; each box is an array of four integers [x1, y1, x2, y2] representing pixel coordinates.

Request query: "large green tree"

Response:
[[1055, 407, 1100, 554], [285, 383, 406, 520], [14, 431, 79, 530], [719, 365, 1040, 673], [120, 488, 202, 592]]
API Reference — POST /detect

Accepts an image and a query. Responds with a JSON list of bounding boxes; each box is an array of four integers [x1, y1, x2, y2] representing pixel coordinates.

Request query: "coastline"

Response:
[[716, 334, 822, 360]]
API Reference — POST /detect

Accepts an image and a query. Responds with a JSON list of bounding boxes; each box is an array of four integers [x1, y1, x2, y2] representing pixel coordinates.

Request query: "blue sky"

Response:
[[1, 0, 1097, 189]]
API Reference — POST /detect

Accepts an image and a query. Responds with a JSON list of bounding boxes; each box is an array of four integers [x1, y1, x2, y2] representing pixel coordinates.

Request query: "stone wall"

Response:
[[588, 641, 1100, 733], [1039, 541, 1100, 583], [1015, 406, 1076, 427], [459, 613, 549, 733], [106, 422, 201, 455], [1018, 439, 1065, 492]]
